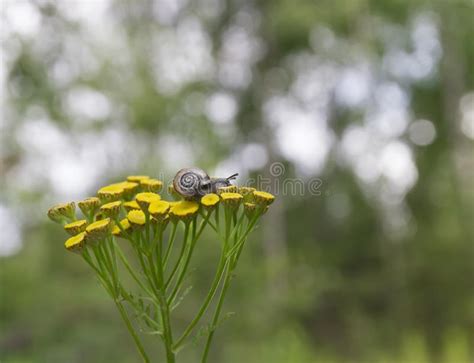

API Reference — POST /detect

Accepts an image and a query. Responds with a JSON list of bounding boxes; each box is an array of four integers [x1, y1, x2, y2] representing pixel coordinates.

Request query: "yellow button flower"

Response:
[[169, 201, 199, 221], [217, 185, 238, 194], [98, 184, 124, 202], [123, 200, 141, 212], [136, 192, 161, 210], [127, 210, 146, 227], [220, 192, 243, 208], [239, 187, 256, 202], [141, 178, 163, 192], [85, 218, 112, 244], [100, 200, 122, 218], [149, 200, 170, 219], [108, 181, 140, 199], [201, 193, 220, 210], [253, 191, 275, 206], [47, 202, 76, 223], [65, 232, 86, 253], [64, 219, 87, 236], [112, 218, 131, 237], [119, 181, 140, 195], [243, 202, 256, 219], [78, 197, 100, 216]]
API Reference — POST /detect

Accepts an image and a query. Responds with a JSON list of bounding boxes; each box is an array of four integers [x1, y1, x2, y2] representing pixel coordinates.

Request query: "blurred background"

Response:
[[1, 0, 473, 362]]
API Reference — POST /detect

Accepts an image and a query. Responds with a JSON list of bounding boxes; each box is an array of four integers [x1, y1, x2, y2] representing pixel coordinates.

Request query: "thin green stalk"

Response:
[[163, 223, 178, 268], [173, 255, 228, 350], [120, 288, 162, 332], [99, 242, 119, 294], [113, 240, 152, 295], [225, 211, 262, 258], [115, 300, 150, 363], [82, 249, 103, 276], [167, 213, 212, 305], [165, 222, 190, 288], [157, 297, 175, 363], [200, 266, 232, 363]]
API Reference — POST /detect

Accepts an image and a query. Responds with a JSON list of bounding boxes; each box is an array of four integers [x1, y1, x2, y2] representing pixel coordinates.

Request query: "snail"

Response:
[[173, 167, 238, 199]]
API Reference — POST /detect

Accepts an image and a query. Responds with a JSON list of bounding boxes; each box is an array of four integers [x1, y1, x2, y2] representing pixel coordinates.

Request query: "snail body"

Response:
[[173, 168, 238, 199]]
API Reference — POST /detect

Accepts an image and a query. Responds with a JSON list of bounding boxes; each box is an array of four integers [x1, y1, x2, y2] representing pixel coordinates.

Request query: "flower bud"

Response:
[[149, 200, 170, 223], [98, 184, 124, 202], [239, 187, 256, 202], [200, 193, 220, 210], [253, 191, 275, 206], [136, 192, 161, 211], [127, 210, 146, 228], [141, 178, 163, 193], [220, 192, 243, 209], [243, 203, 257, 219], [112, 218, 131, 238], [100, 200, 122, 219], [217, 185, 238, 194], [78, 197, 100, 217], [85, 218, 112, 245], [48, 202, 76, 224], [64, 219, 87, 236], [123, 200, 141, 212], [169, 201, 199, 223], [65, 232, 86, 253]]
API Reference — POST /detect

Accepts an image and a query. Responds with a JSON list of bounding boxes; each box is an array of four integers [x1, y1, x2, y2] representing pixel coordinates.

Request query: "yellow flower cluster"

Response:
[[48, 173, 275, 253]]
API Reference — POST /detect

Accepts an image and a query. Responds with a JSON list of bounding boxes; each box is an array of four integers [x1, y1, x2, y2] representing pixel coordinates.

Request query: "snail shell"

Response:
[[173, 168, 238, 199]]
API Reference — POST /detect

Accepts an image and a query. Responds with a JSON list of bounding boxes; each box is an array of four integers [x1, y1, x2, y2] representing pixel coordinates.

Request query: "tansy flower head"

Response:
[[141, 178, 163, 193], [127, 175, 150, 183], [244, 202, 257, 219], [127, 210, 146, 227], [220, 192, 243, 208], [169, 201, 199, 222], [151, 213, 170, 228], [253, 191, 275, 206], [98, 184, 124, 202], [100, 200, 122, 218], [65, 232, 86, 253], [123, 200, 141, 212], [116, 181, 140, 199], [136, 192, 161, 210], [239, 187, 256, 202], [48, 202, 76, 224], [64, 219, 87, 236], [201, 193, 220, 210], [85, 218, 112, 245], [217, 185, 238, 194], [149, 200, 170, 222], [112, 218, 131, 238], [78, 197, 100, 217]]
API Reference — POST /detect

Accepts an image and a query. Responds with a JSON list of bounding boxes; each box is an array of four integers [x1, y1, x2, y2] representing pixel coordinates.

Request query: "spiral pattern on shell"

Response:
[[173, 168, 211, 199]]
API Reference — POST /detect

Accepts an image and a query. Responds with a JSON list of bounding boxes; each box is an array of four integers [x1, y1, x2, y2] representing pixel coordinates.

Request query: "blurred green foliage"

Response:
[[1, 0, 473, 362]]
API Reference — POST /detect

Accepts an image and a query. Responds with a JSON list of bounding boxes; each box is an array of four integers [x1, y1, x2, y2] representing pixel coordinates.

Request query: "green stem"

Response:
[[158, 297, 176, 363], [167, 213, 211, 305], [173, 254, 228, 350], [115, 300, 150, 363], [114, 241, 152, 295], [200, 266, 232, 363], [165, 222, 190, 289], [225, 211, 262, 258], [163, 223, 178, 268]]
